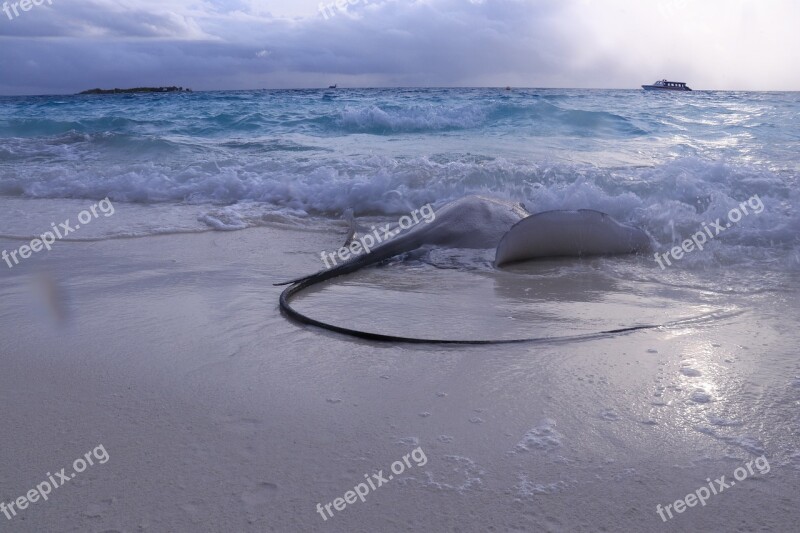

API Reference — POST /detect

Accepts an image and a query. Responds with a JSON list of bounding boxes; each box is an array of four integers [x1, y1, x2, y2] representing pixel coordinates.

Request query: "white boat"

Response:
[[642, 79, 692, 91]]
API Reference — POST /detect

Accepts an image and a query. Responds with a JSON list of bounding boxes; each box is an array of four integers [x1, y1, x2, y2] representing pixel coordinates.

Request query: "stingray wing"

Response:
[[495, 210, 651, 266]]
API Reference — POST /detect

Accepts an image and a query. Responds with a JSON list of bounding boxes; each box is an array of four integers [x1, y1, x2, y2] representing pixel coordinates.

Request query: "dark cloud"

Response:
[[0, 0, 797, 95]]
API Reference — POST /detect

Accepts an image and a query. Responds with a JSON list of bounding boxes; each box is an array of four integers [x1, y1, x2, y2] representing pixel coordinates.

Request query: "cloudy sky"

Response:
[[0, 0, 798, 95]]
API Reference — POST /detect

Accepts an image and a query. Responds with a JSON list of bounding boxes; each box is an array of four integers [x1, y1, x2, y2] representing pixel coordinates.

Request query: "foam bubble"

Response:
[[515, 419, 563, 452]]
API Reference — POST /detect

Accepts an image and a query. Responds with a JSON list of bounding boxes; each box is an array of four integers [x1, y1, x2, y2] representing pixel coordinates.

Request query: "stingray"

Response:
[[275, 194, 660, 344]]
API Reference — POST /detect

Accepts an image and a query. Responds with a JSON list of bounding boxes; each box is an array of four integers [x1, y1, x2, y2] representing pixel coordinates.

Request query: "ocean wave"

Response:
[[0, 100, 647, 138], [533, 102, 648, 136], [0, 116, 166, 137], [330, 101, 647, 135], [3, 152, 794, 251], [335, 103, 490, 133]]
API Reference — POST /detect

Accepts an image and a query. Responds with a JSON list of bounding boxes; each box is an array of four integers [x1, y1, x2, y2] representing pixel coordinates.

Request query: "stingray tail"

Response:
[[273, 238, 408, 287]]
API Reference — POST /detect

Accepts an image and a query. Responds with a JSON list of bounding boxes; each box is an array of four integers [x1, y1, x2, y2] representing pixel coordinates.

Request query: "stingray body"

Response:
[[278, 195, 529, 287], [276, 195, 655, 343]]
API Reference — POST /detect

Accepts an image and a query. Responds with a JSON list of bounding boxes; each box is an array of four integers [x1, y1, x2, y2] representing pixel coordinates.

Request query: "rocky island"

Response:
[[79, 86, 192, 95]]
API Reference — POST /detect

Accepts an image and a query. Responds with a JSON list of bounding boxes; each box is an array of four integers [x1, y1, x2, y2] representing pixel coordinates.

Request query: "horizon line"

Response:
[[3, 86, 800, 97]]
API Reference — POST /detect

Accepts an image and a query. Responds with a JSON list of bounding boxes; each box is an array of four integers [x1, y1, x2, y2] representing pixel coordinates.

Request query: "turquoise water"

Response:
[[0, 88, 798, 269]]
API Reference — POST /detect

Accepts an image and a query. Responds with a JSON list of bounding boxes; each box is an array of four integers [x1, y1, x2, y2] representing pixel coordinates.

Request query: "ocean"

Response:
[[1, 88, 799, 531], [0, 88, 797, 254]]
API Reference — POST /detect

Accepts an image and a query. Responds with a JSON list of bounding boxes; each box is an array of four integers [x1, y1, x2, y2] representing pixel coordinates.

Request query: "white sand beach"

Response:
[[2, 220, 798, 532]]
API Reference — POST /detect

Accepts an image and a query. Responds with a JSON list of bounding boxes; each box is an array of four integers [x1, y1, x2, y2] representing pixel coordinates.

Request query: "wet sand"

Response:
[[1, 226, 799, 532]]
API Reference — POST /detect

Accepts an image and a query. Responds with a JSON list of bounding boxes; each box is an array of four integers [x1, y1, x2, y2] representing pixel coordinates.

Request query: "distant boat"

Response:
[[328, 84, 337, 89], [642, 79, 692, 91]]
